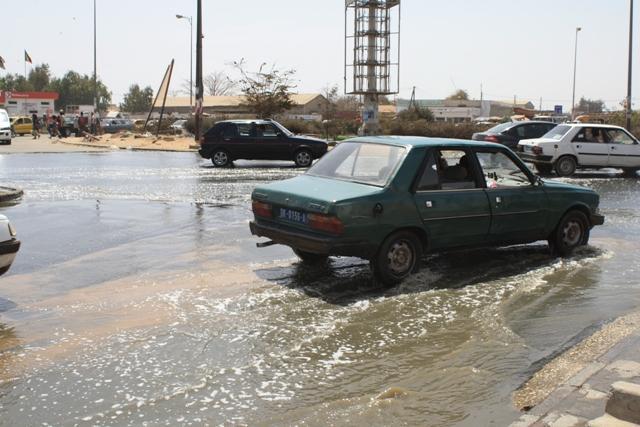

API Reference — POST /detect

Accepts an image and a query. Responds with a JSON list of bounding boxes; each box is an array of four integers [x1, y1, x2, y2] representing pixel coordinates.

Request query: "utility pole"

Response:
[[176, 14, 193, 110], [195, 0, 203, 143], [93, 0, 97, 112], [627, 0, 634, 130]]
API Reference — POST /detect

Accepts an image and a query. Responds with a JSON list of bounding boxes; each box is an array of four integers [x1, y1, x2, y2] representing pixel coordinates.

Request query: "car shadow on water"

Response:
[[253, 244, 605, 306]]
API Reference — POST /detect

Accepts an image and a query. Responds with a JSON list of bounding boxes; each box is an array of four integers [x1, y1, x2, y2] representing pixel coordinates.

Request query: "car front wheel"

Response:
[[371, 231, 422, 286], [549, 210, 589, 256], [554, 156, 577, 177], [294, 149, 313, 167], [211, 150, 231, 167]]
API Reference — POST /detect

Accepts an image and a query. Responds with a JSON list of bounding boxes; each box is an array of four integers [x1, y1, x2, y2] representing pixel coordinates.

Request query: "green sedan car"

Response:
[[250, 136, 605, 285]]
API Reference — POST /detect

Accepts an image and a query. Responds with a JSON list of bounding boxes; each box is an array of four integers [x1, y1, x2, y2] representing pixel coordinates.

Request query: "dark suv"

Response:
[[472, 121, 557, 149], [199, 120, 328, 167]]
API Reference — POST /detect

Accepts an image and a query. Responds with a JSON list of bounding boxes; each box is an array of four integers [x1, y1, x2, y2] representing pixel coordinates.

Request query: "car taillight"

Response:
[[308, 213, 344, 235], [252, 201, 273, 218], [532, 146, 543, 155], [484, 135, 499, 143]]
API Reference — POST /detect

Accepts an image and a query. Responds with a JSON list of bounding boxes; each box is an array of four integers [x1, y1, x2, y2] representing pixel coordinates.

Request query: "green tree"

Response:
[[120, 84, 154, 113], [233, 60, 296, 118], [0, 73, 33, 92], [397, 105, 434, 122], [49, 71, 112, 112], [446, 89, 470, 101], [576, 97, 604, 114], [28, 64, 51, 91]]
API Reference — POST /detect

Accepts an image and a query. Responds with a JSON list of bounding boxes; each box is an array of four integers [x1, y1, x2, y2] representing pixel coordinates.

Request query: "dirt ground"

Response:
[[64, 132, 199, 152]]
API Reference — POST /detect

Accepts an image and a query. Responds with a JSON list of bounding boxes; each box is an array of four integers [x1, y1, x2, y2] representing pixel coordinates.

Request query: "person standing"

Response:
[[90, 112, 96, 135], [31, 112, 40, 139]]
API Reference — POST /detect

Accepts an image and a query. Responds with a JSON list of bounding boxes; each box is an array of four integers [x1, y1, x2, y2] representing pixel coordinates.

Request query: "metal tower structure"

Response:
[[345, 0, 400, 135]]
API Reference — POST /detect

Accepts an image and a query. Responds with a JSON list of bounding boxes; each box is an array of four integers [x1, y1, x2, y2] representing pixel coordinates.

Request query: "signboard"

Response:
[[554, 105, 563, 115]]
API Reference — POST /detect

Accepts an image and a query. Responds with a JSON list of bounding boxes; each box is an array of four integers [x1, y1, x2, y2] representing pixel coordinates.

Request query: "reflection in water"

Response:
[[0, 153, 638, 425]]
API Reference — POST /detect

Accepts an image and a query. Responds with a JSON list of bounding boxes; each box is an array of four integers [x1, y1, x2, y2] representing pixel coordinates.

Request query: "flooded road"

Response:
[[0, 151, 639, 426]]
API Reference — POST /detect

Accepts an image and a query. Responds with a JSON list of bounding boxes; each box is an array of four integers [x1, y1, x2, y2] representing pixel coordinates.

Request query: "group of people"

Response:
[[30, 111, 100, 139]]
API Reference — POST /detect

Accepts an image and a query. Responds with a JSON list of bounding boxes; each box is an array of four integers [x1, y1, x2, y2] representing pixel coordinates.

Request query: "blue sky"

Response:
[[1, 0, 636, 111]]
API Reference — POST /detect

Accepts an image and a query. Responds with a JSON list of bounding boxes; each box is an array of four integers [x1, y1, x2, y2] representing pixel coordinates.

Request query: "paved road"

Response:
[[0, 135, 108, 153]]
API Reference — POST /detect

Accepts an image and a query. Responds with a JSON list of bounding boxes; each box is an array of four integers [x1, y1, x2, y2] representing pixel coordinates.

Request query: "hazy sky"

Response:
[[1, 0, 637, 111]]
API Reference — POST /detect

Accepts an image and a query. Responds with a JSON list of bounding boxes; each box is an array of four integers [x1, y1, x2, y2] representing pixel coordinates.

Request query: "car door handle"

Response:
[[611, 146, 616, 150], [496, 197, 502, 204], [425, 201, 433, 208]]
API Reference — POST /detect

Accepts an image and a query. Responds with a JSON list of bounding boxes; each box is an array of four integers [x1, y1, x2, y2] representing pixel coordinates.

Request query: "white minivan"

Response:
[[0, 109, 11, 144], [517, 123, 640, 177]]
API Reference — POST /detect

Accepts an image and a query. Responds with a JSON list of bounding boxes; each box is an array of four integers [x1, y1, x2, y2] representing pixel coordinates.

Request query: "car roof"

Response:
[[345, 135, 503, 149], [563, 123, 626, 130], [220, 119, 275, 125]]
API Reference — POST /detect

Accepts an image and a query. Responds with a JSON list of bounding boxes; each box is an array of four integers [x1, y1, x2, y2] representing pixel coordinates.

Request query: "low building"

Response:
[[156, 93, 329, 119], [0, 91, 59, 117], [396, 98, 535, 122]]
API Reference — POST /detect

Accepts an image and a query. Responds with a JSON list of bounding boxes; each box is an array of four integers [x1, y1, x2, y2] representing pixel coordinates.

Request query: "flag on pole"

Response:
[[0, 56, 5, 70], [24, 50, 32, 64]]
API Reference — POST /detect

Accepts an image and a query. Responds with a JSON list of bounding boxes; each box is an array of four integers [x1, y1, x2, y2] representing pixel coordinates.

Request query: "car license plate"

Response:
[[278, 207, 308, 225]]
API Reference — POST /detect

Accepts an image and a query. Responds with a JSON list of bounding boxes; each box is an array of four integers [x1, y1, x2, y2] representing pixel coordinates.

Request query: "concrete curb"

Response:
[[59, 139, 198, 153], [0, 186, 24, 202]]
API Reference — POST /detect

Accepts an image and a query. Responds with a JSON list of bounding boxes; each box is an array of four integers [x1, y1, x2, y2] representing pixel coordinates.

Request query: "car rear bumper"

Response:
[[518, 152, 554, 164], [0, 239, 20, 276], [249, 220, 375, 258]]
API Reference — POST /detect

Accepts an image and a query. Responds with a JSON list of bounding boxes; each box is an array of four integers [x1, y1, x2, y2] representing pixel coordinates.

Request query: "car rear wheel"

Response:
[[535, 164, 553, 175], [622, 168, 639, 178], [549, 210, 589, 256], [371, 231, 422, 286], [554, 156, 577, 177], [211, 150, 231, 167], [293, 249, 328, 264], [294, 149, 313, 168]]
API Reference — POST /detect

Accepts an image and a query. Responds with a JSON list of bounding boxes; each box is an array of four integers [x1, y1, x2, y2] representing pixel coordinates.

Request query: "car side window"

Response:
[[222, 124, 237, 139], [258, 124, 279, 138], [476, 151, 532, 188], [15, 119, 22, 125], [523, 124, 542, 139], [511, 126, 526, 138], [604, 129, 636, 145], [416, 149, 479, 191], [573, 127, 606, 143], [237, 123, 252, 137]]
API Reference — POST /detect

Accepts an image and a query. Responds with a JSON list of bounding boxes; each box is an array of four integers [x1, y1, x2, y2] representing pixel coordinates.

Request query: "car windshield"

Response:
[[0, 111, 8, 122], [542, 124, 572, 140], [485, 122, 513, 134], [271, 121, 293, 136], [307, 142, 407, 187]]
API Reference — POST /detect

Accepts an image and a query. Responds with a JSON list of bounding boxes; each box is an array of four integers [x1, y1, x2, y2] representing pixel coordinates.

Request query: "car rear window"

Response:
[[307, 142, 407, 187], [485, 122, 513, 134], [542, 125, 572, 140]]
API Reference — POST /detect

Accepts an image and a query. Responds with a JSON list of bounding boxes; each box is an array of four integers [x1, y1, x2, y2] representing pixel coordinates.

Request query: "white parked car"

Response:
[[518, 123, 640, 177], [0, 109, 11, 145], [0, 214, 20, 276]]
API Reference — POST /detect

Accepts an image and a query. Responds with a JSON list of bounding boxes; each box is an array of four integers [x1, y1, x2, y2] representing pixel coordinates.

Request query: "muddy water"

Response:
[[0, 152, 639, 426]]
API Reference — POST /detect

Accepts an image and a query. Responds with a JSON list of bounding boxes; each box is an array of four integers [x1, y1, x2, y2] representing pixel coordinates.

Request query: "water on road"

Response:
[[0, 151, 638, 426]]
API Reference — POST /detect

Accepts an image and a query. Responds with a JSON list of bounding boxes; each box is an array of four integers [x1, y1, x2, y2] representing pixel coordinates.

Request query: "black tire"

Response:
[[211, 149, 231, 167], [554, 156, 577, 177], [293, 248, 328, 264], [549, 210, 589, 256], [535, 164, 553, 175], [294, 149, 313, 168], [371, 231, 422, 286], [622, 168, 639, 178]]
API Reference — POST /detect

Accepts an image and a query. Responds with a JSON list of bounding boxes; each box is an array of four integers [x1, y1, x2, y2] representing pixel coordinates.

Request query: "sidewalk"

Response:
[[512, 312, 640, 426]]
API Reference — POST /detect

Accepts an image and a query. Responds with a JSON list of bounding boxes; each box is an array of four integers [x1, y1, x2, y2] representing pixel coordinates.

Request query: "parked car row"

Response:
[[517, 123, 640, 177], [101, 118, 134, 134]]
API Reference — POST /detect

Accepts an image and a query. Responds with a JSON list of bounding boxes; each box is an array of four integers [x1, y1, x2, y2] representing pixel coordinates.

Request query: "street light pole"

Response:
[[627, 0, 634, 131], [176, 14, 193, 111], [571, 27, 582, 120]]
